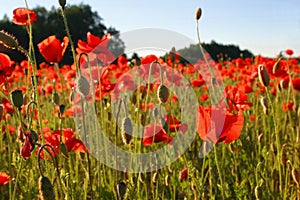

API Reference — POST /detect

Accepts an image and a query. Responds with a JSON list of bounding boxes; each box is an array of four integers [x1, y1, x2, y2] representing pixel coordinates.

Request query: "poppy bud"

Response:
[[69, 89, 75, 103], [272, 57, 282, 74], [157, 84, 169, 104], [76, 76, 90, 97], [0, 105, 3, 120], [0, 30, 18, 49], [121, 117, 133, 145], [292, 168, 299, 185], [59, 0, 66, 9], [140, 112, 146, 126], [10, 89, 24, 109], [258, 64, 270, 87], [195, 7, 202, 20], [59, 104, 66, 116], [38, 176, 55, 200], [169, 46, 176, 63], [52, 92, 60, 105], [116, 181, 127, 199]]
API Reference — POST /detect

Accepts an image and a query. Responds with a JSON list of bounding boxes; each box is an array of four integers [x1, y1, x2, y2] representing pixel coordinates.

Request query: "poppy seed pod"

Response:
[[258, 64, 270, 87], [10, 89, 24, 109], [59, 0, 66, 9], [121, 117, 133, 145], [38, 176, 55, 200], [0, 30, 18, 49], [195, 7, 202, 20], [157, 84, 170, 104], [76, 76, 90, 97]]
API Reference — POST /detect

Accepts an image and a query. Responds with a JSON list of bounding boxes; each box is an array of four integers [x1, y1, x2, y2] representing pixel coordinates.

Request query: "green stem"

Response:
[[214, 146, 225, 199], [60, 7, 79, 73], [12, 158, 23, 200]]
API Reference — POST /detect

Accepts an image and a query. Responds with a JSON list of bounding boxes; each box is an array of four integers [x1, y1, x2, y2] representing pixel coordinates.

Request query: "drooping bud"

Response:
[[116, 181, 127, 199], [0, 30, 19, 49], [10, 89, 24, 109], [272, 57, 282, 74], [76, 76, 90, 97], [121, 117, 133, 145], [157, 84, 169, 104], [161, 117, 169, 133], [258, 64, 270, 87], [38, 176, 55, 200], [195, 7, 202, 20]]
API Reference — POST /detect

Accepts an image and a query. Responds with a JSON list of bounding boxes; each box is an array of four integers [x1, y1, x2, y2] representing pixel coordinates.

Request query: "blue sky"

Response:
[[0, 0, 300, 57]]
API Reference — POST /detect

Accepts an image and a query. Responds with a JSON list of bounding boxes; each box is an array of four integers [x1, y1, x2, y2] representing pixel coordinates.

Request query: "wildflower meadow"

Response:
[[0, 1, 299, 200]]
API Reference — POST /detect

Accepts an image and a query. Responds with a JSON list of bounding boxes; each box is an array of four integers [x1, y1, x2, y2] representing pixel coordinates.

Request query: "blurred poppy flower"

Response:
[[179, 168, 188, 181], [77, 32, 110, 53], [0, 172, 10, 186], [62, 128, 86, 153], [38, 36, 69, 63], [163, 114, 188, 133], [12, 8, 37, 26], [143, 124, 173, 146], [285, 49, 293, 56], [292, 78, 300, 91], [197, 106, 244, 144], [282, 102, 294, 112], [0, 53, 12, 86], [20, 130, 36, 159]]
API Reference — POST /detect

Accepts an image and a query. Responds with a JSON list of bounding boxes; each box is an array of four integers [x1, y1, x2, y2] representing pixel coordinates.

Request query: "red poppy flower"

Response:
[[77, 32, 114, 65], [0, 53, 12, 86], [20, 131, 35, 159], [12, 8, 37, 26], [292, 78, 300, 91], [62, 128, 86, 153], [282, 102, 294, 112], [225, 86, 252, 111], [285, 49, 293, 56], [197, 106, 244, 144], [38, 35, 69, 63], [163, 114, 188, 133], [143, 124, 173, 146], [0, 172, 10, 186]]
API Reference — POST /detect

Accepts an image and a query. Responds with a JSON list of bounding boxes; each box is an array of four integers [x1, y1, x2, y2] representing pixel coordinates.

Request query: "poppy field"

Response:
[[0, 2, 300, 200]]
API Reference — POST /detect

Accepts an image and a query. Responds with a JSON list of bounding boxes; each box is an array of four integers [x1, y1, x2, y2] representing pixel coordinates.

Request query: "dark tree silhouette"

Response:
[[0, 3, 124, 64], [178, 40, 254, 63]]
